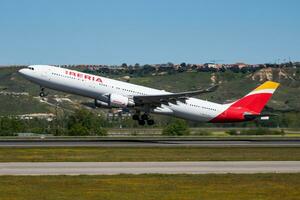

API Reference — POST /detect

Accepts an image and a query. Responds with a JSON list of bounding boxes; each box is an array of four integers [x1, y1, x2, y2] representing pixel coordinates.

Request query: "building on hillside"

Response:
[[203, 63, 217, 68], [232, 62, 248, 69]]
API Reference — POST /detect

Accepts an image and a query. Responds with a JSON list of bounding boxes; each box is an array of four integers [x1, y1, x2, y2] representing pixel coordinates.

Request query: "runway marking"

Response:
[[0, 161, 300, 175]]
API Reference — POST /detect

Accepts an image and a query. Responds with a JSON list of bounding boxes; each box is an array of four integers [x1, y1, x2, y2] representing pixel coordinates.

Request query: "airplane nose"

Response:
[[18, 68, 26, 75], [18, 68, 31, 77]]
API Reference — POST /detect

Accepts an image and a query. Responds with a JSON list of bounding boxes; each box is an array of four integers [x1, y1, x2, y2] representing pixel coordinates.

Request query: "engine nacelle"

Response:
[[94, 99, 109, 108], [109, 93, 135, 108]]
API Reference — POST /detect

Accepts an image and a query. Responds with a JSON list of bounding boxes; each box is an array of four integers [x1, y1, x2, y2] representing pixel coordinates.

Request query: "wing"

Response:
[[133, 85, 218, 105]]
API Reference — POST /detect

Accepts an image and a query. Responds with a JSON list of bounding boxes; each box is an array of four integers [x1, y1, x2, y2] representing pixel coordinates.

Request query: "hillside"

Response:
[[129, 68, 300, 111], [0, 67, 299, 116]]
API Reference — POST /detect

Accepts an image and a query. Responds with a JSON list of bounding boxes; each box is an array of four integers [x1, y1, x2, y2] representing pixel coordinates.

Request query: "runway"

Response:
[[0, 161, 300, 175], [0, 139, 300, 147]]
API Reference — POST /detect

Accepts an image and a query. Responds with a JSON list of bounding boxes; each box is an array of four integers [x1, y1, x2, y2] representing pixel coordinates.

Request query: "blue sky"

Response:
[[0, 0, 299, 65]]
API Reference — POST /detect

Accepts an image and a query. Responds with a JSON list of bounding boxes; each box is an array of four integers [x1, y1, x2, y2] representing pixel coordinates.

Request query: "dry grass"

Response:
[[0, 174, 300, 200]]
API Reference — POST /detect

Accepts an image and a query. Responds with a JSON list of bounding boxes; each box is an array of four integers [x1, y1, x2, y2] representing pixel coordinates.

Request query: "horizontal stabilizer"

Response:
[[244, 113, 278, 120]]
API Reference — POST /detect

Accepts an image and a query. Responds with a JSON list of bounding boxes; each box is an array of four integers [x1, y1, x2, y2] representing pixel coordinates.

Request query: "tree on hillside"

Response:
[[121, 63, 127, 68], [162, 119, 190, 136], [67, 109, 107, 136], [0, 117, 23, 136], [180, 62, 187, 68]]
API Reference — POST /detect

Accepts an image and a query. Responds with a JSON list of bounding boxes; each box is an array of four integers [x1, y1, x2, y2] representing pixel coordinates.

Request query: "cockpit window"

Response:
[[28, 67, 34, 70]]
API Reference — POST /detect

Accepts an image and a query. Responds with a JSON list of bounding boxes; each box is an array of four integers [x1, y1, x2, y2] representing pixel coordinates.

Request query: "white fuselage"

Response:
[[19, 65, 229, 122]]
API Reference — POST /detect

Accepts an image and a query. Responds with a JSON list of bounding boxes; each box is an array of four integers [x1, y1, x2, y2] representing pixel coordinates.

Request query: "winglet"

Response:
[[205, 84, 219, 92]]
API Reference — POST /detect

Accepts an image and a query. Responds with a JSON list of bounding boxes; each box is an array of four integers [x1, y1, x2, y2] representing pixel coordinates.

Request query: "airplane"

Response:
[[19, 65, 280, 125]]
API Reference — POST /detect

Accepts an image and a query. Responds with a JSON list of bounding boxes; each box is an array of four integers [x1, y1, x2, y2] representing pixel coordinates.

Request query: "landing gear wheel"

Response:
[[141, 114, 149, 121], [138, 120, 145, 126], [39, 92, 46, 97], [147, 119, 155, 126], [132, 114, 140, 121], [39, 87, 48, 97]]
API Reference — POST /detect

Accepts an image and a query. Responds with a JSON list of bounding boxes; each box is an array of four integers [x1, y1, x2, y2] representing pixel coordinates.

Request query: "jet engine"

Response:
[[108, 93, 135, 108], [94, 99, 109, 108]]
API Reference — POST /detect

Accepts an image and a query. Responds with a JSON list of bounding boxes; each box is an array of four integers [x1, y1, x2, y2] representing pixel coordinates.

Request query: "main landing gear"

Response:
[[39, 87, 48, 97], [132, 113, 155, 126]]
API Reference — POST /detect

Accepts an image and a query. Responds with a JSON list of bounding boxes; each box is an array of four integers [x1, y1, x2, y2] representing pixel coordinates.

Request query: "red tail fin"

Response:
[[210, 81, 280, 123], [230, 81, 280, 113]]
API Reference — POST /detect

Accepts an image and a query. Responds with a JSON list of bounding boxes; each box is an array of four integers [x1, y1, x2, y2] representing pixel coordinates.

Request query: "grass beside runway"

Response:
[[0, 174, 299, 200], [1, 147, 300, 162]]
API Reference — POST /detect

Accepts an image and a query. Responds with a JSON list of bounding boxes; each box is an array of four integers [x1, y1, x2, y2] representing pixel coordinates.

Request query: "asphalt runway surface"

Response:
[[0, 161, 300, 175], [0, 139, 300, 147]]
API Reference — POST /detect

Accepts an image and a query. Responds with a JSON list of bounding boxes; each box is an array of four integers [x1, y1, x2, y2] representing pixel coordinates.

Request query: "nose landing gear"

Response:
[[39, 87, 48, 97]]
